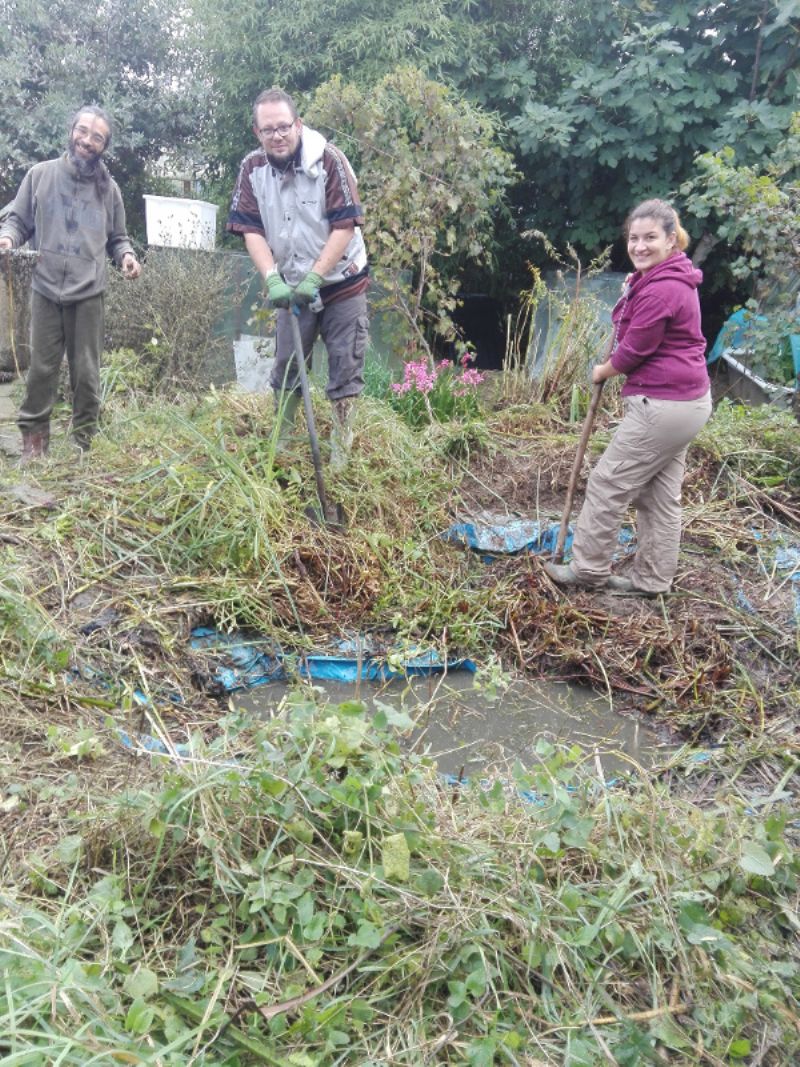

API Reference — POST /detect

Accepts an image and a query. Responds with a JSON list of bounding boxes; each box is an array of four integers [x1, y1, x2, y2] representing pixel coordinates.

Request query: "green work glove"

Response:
[[292, 270, 324, 307], [265, 271, 293, 309]]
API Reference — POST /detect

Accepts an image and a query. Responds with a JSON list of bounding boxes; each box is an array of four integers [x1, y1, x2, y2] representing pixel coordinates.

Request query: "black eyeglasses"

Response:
[[257, 122, 295, 139], [73, 124, 107, 148]]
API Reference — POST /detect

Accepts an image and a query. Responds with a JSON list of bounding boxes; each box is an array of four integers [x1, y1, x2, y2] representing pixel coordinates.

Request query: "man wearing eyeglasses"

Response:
[[227, 87, 369, 472], [0, 105, 141, 463]]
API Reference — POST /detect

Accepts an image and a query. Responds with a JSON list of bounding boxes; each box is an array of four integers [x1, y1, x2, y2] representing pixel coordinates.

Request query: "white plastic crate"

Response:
[[143, 195, 218, 251]]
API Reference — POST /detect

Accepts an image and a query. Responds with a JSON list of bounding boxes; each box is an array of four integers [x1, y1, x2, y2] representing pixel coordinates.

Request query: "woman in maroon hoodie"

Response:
[[545, 199, 712, 595]]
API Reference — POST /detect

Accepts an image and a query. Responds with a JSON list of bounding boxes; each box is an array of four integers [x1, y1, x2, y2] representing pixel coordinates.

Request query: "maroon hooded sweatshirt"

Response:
[[609, 251, 710, 401]]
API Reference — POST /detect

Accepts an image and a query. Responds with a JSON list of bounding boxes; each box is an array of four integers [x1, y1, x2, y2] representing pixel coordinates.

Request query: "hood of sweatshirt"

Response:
[[628, 251, 702, 295], [298, 126, 328, 177]]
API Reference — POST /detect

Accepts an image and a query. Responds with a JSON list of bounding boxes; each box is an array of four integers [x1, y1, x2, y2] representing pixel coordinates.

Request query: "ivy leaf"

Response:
[[382, 833, 410, 882], [415, 867, 444, 897], [739, 841, 775, 877], [125, 998, 155, 1034], [373, 700, 415, 732], [112, 920, 135, 956], [123, 968, 159, 1000], [348, 921, 383, 949]]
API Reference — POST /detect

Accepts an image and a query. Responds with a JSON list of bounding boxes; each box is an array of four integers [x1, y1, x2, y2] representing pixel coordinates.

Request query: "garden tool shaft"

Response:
[[288, 307, 338, 526], [552, 381, 604, 564]]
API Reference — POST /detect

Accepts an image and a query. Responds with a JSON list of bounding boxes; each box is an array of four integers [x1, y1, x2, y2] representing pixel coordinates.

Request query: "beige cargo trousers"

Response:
[[571, 391, 712, 592]]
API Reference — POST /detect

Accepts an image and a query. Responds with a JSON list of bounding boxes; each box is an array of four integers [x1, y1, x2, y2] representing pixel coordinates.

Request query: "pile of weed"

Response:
[[695, 398, 800, 498], [5, 387, 502, 648], [2, 698, 797, 1064], [0, 386, 511, 739], [3, 383, 798, 744]]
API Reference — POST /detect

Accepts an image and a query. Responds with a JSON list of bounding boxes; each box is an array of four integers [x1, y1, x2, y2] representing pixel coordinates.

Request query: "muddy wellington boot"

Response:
[[19, 426, 50, 467], [273, 391, 301, 454], [329, 396, 355, 473]]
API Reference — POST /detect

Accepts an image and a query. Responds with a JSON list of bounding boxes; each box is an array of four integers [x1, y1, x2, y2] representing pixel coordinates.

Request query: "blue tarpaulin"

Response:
[[443, 516, 569, 557], [190, 627, 475, 692], [442, 513, 635, 562], [708, 308, 800, 383]]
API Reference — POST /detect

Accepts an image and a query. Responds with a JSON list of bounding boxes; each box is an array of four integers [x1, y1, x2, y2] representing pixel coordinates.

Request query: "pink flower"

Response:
[[396, 358, 438, 395], [459, 368, 485, 387]]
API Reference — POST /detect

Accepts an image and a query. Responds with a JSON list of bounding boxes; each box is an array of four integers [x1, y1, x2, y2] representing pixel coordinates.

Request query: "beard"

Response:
[[265, 141, 299, 170], [67, 132, 104, 176], [67, 137, 109, 198], [68, 146, 101, 176]]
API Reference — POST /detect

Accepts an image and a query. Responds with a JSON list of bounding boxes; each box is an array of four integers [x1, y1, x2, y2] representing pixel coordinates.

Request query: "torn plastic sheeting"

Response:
[[190, 626, 475, 692], [773, 543, 800, 623], [443, 516, 570, 557], [733, 581, 758, 616], [442, 772, 622, 805], [443, 514, 635, 560], [751, 530, 800, 625], [116, 727, 193, 759], [442, 748, 724, 807], [191, 627, 283, 690]]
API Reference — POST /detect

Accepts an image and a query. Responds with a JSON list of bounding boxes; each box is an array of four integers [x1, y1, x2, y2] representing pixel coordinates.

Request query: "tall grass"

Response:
[[501, 240, 617, 420]]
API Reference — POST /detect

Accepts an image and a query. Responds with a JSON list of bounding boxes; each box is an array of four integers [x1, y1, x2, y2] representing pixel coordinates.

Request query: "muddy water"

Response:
[[234, 670, 671, 778]]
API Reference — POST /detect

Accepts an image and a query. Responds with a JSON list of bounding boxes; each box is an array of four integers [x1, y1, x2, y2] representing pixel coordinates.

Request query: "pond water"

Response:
[[234, 669, 672, 779]]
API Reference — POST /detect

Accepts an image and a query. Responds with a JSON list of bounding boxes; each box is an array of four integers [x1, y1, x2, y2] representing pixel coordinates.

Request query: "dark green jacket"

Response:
[[0, 154, 134, 304]]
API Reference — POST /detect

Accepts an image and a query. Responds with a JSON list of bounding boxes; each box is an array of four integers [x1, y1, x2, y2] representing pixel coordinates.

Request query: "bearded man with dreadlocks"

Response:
[[0, 106, 141, 461]]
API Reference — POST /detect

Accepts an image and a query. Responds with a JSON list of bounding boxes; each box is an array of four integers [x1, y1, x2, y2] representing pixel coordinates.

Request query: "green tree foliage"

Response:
[[509, 1, 800, 251], [0, 0, 198, 232], [681, 114, 800, 382], [192, 0, 799, 294], [308, 69, 516, 355], [188, 0, 504, 184]]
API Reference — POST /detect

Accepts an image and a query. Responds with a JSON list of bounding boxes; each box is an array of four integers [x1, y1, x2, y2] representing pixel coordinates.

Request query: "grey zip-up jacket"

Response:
[[0, 154, 134, 304]]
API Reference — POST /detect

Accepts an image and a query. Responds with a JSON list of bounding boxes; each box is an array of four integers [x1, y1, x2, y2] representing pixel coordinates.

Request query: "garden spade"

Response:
[[288, 307, 344, 529], [551, 380, 604, 565]]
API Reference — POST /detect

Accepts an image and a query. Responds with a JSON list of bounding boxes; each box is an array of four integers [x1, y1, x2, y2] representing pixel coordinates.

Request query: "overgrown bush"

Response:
[[308, 67, 516, 361], [104, 248, 245, 393], [682, 114, 800, 385]]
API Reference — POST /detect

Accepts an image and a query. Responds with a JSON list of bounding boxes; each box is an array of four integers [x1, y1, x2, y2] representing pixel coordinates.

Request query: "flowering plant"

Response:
[[389, 346, 486, 427]]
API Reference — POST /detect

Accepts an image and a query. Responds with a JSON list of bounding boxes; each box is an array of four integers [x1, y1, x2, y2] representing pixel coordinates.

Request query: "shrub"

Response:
[[104, 248, 245, 393]]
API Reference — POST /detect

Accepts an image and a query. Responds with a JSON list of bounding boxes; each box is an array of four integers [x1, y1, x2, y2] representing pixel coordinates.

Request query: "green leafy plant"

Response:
[[3, 702, 799, 1064], [682, 113, 800, 385]]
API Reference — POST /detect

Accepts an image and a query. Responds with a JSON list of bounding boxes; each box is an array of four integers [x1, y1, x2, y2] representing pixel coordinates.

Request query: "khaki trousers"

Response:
[[18, 290, 105, 444], [571, 391, 712, 592]]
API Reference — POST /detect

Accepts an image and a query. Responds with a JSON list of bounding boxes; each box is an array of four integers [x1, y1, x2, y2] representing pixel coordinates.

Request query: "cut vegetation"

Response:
[[1, 355, 798, 1065]]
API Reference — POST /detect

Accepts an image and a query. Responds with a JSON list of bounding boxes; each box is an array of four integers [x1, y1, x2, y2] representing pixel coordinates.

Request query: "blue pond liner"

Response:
[[750, 530, 800, 625], [190, 626, 476, 692], [708, 308, 800, 379], [443, 517, 570, 558], [442, 515, 634, 561], [773, 542, 800, 623]]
